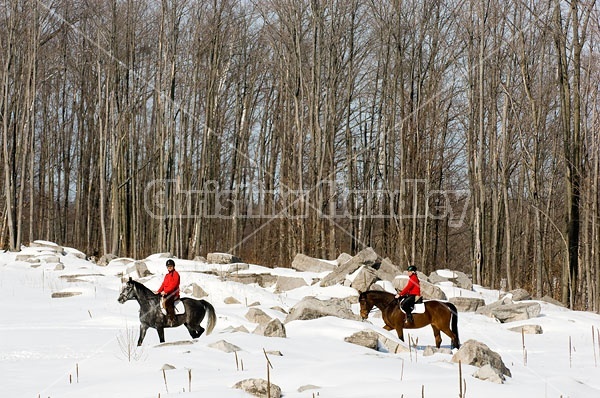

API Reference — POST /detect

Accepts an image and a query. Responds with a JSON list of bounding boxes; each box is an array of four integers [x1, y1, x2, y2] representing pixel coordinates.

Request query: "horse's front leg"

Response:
[[157, 327, 165, 343], [138, 324, 149, 346], [395, 327, 404, 342], [431, 325, 442, 348]]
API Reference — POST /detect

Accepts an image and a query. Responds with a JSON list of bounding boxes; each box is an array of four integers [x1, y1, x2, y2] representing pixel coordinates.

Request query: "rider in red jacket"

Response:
[[157, 259, 180, 326], [395, 265, 421, 324]]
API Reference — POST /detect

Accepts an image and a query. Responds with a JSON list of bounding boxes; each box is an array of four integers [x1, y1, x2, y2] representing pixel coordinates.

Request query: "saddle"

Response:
[[400, 296, 425, 314], [160, 298, 185, 315]]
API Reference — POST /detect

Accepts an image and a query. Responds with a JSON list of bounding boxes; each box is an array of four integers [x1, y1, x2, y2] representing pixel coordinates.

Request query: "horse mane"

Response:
[[129, 278, 156, 299], [362, 290, 395, 298]]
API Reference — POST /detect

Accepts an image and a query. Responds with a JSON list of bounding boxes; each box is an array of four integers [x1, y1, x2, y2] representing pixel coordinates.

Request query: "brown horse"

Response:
[[358, 290, 460, 349]]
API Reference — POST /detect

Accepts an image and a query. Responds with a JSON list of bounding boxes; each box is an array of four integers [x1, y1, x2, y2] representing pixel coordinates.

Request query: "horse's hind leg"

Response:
[[157, 327, 165, 343], [431, 325, 442, 348], [440, 326, 459, 349], [185, 324, 205, 339]]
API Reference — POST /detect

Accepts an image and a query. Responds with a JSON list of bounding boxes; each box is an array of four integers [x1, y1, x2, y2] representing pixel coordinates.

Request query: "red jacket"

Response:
[[158, 270, 180, 298], [400, 273, 421, 296]]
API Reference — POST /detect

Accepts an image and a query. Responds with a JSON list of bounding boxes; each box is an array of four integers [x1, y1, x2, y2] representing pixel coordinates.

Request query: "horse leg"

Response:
[[383, 324, 393, 331], [395, 327, 405, 342], [157, 327, 165, 343], [431, 325, 442, 348], [138, 324, 149, 346], [185, 323, 205, 339], [440, 325, 459, 349]]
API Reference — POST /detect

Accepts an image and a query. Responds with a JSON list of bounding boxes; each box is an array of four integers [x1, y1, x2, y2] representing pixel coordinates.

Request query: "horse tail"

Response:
[[203, 300, 217, 335], [445, 302, 460, 348]]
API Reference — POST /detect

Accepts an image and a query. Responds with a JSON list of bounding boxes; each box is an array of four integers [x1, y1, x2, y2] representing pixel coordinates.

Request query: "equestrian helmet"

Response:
[[166, 259, 175, 267], [407, 265, 417, 272]]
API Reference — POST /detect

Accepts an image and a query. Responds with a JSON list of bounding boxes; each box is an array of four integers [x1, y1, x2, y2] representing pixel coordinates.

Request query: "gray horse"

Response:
[[118, 277, 216, 345]]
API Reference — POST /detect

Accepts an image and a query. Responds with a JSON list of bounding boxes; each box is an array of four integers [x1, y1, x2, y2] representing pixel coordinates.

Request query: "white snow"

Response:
[[1, 244, 599, 397]]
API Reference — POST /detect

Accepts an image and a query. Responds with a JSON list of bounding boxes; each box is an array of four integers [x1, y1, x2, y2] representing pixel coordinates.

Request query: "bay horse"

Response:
[[118, 277, 216, 346], [358, 290, 460, 349]]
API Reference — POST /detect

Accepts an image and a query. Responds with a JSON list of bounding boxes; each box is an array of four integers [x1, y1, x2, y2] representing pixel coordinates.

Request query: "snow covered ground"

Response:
[[1, 242, 599, 397]]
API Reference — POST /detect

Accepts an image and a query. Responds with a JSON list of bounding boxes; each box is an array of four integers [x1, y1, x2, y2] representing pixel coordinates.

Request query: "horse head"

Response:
[[117, 277, 136, 303], [358, 291, 374, 320]]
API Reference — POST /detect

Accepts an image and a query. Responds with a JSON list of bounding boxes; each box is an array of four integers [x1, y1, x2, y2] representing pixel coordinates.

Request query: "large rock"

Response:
[[508, 324, 543, 334], [291, 253, 337, 272], [190, 283, 208, 298], [449, 297, 485, 312], [245, 308, 272, 324], [97, 253, 118, 266], [320, 247, 379, 287], [228, 273, 276, 288], [429, 270, 473, 290], [254, 318, 286, 338], [284, 297, 359, 323], [350, 265, 379, 292], [30, 240, 65, 255], [476, 298, 541, 323], [208, 340, 241, 353], [274, 276, 309, 293], [336, 252, 353, 265], [473, 364, 506, 384], [344, 330, 379, 350], [374, 257, 403, 282], [344, 329, 409, 354], [504, 288, 531, 301], [126, 261, 152, 278], [232, 378, 281, 398], [207, 252, 242, 264], [452, 339, 511, 377]]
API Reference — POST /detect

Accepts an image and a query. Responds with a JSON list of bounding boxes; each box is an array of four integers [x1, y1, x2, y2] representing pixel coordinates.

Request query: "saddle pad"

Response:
[[160, 299, 185, 315], [412, 302, 425, 314]]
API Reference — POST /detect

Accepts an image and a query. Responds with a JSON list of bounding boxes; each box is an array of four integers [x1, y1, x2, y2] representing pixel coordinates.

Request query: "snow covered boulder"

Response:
[[29, 240, 65, 255], [473, 364, 506, 384], [350, 265, 379, 292], [207, 252, 242, 264], [344, 330, 379, 350], [233, 378, 281, 398], [126, 261, 152, 278], [320, 247, 379, 287], [452, 339, 511, 378], [254, 318, 286, 338], [284, 297, 359, 323], [291, 253, 336, 272], [373, 257, 403, 282], [274, 275, 309, 292], [245, 308, 272, 324], [429, 269, 473, 290], [449, 297, 485, 312], [508, 324, 543, 334], [503, 288, 531, 301], [476, 298, 541, 323], [208, 340, 241, 353]]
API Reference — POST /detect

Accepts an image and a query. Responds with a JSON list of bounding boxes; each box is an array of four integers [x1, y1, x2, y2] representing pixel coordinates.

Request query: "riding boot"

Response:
[[405, 312, 413, 324]]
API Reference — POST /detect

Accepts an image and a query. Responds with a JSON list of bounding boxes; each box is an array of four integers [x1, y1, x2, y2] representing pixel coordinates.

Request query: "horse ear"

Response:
[[128, 276, 132, 282]]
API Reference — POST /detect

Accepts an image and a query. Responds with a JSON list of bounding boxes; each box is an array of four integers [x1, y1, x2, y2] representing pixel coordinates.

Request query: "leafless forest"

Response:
[[1, 0, 599, 309]]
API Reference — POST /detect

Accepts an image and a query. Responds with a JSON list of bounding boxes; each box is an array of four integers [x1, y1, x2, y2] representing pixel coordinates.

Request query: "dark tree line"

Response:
[[1, 0, 599, 310]]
